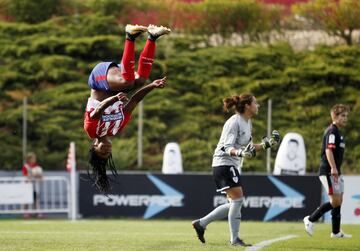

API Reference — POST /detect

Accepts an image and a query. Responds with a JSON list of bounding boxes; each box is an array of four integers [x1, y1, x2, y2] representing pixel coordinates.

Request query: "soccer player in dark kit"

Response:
[[303, 104, 352, 238]]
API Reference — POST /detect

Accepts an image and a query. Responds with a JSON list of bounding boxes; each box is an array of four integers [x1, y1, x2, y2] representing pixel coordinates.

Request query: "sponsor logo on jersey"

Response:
[[102, 112, 123, 122]]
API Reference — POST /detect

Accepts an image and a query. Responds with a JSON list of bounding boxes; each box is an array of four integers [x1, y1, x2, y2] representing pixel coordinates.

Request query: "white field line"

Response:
[[245, 234, 298, 251]]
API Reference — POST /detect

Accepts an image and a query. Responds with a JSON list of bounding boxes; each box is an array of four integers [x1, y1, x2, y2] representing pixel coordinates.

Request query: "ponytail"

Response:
[[223, 93, 254, 113]]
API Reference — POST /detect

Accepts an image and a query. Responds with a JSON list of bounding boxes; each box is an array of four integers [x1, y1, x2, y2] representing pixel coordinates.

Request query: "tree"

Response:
[[86, 0, 131, 16], [2, 0, 59, 23], [292, 0, 360, 45], [180, 0, 283, 45], [1, 13, 360, 174]]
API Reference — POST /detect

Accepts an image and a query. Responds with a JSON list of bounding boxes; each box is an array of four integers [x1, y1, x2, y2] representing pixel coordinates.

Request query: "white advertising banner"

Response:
[[341, 176, 360, 224], [0, 183, 33, 205]]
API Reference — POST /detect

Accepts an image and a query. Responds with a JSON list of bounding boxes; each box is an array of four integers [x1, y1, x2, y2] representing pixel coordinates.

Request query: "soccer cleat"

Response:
[[303, 215, 314, 236], [192, 220, 205, 243], [230, 237, 252, 247], [125, 24, 148, 41], [331, 231, 352, 238], [147, 24, 171, 41]]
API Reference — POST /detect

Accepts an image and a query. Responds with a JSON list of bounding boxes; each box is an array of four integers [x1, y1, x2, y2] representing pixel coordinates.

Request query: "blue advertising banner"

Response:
[[79, 173, 321, 221]]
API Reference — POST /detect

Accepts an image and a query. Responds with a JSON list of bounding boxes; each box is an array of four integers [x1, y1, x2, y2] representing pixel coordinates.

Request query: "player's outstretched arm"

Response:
[[90, 92, 128, 119], [253, 130, 281, 151], [123, 77, 166, 114]]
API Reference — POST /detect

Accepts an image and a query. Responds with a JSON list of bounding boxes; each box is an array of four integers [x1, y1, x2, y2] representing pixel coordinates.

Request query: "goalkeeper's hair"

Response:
[[87, 148, 117, 193], [330, 104, 350, 119], [223, 93, 254, 113]]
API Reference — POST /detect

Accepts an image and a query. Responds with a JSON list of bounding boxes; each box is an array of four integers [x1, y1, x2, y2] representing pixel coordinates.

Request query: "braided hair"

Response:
[[87, 148, 117, 193]]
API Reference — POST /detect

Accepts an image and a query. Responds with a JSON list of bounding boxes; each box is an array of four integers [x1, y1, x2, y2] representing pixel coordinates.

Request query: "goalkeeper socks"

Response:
[[309, 202, 333, 222], [137, 39, 156, 79], [199, 203, 230, 228], [331, 206, 341, 234], [228, 198, 243, 243], [121, 39, 135, 81]]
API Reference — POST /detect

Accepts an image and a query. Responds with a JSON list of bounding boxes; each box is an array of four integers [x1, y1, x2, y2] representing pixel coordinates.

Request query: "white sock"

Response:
[[228, 197, 243, 243], [199, 203, 230, 228]]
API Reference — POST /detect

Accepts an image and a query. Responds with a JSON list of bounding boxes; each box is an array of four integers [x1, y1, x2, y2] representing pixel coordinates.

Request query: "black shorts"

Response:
[[213, 165, 242, 193]]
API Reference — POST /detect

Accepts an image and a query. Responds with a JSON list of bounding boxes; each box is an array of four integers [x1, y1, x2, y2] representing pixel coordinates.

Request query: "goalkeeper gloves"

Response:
[[236, 143, 256, 158], [261, 130, 281, 149]]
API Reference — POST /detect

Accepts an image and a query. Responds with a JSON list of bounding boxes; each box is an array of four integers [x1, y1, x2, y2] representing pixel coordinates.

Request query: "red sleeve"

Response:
[[83, 111, 99, 139], [22, 165, 28, 176]]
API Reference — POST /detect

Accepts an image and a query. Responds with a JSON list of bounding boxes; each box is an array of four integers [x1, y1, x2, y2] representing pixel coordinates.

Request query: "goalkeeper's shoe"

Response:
[[192, 219, 205, 243], [125, 24, 147, 41], [230, 238, 252, 247], [147, 25, 171, 41]]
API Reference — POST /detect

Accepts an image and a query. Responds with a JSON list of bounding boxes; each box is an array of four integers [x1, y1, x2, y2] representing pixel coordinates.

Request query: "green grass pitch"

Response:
[[0, 219, 359, 250]]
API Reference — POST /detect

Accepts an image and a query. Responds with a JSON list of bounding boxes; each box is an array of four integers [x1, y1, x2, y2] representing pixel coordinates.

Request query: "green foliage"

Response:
[[87, 0, 131, 16], [3, 0, 59, 23], [48, 15, 122, 37], [180, 0, 283, 43], [0, 16, 360, 176], [292, 0, 360, 45]]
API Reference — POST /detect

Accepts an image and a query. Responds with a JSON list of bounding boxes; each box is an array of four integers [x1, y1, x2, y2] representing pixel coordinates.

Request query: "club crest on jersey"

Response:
[[102, 112, 123, 122], [233, 177, 239, 183]]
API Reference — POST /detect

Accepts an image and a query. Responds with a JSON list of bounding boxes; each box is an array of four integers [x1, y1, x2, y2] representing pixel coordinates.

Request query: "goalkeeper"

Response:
[[192, 93, 280, 247]]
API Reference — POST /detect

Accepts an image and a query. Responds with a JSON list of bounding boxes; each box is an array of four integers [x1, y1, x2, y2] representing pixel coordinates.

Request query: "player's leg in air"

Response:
[[88, 24, 171, 101], [107, 24, 171, 92], [192, 197, 230, 243]]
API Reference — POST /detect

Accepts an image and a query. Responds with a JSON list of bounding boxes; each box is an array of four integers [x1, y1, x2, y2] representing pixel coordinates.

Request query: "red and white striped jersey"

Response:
[[83, 97, 131, 139]]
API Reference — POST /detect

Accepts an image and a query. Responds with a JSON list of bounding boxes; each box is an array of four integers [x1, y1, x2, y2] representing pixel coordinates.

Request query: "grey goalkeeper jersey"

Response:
[[212, 113, 252, 171]]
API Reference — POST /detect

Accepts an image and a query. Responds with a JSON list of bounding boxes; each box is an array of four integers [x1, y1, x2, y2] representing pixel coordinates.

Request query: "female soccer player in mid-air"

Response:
[[84, 23, 170, 192], [84, 77, 167, 192]]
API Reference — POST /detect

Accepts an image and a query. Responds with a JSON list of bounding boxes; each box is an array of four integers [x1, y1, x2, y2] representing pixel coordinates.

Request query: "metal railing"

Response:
[[0, 176, 71, 216]]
